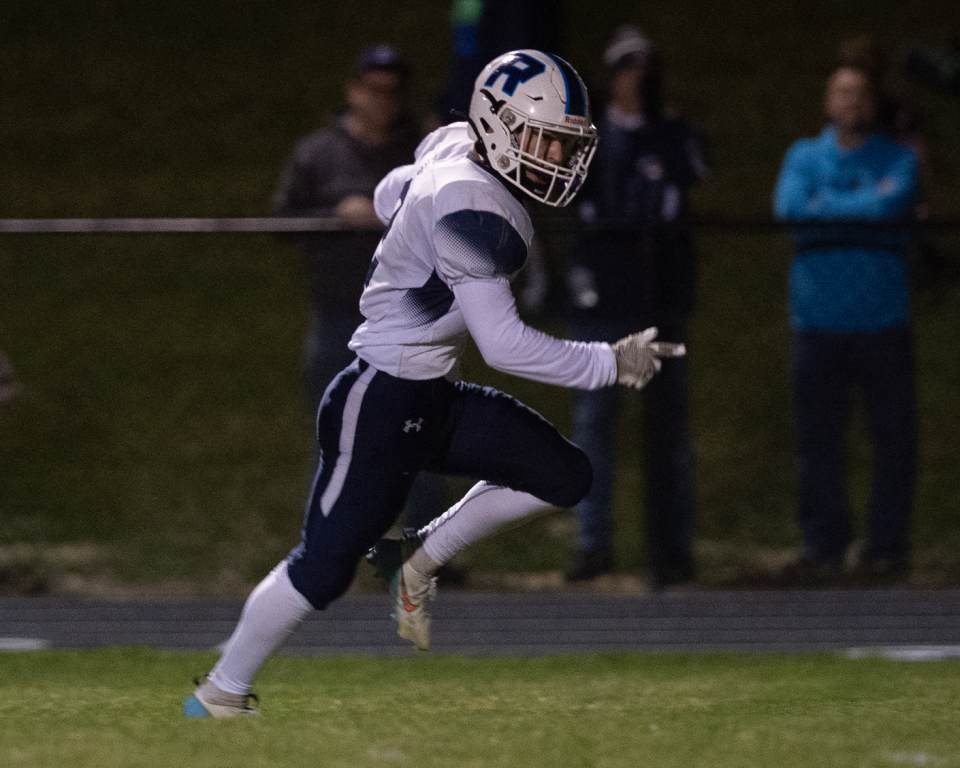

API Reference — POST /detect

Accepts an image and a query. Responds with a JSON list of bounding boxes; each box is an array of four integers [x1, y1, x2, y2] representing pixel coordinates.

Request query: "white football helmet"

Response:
[[468, 50, 598, 207]]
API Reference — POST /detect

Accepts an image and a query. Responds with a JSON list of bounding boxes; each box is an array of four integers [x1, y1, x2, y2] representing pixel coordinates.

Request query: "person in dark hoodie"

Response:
[[564, 26, 707, 589]]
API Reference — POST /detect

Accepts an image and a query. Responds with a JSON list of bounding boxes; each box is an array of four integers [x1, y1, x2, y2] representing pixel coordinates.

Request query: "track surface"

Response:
[[2, 589, 960, 657]]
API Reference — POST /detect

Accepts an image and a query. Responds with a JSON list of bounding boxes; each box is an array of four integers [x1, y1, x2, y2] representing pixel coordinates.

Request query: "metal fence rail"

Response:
[[0, 217, 343, 234], [2, 217, 959, 234]]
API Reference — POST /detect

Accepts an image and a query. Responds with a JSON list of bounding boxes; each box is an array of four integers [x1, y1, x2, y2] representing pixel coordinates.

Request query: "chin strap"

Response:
[[456, 88, 507, 168], [450, 107, 488, 164]]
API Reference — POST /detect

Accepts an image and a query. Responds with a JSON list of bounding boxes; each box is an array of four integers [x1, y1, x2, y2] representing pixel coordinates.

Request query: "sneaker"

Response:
[[184, 677, 259, 719], [395, 562, 438, 650], [564, 546, 614, 582], [367, 535, 437, 651], [366, 536, 406, 582]]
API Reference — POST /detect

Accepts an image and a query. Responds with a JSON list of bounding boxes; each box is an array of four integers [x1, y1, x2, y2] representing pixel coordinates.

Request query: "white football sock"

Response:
[[207, 560, 313, 696], [418, 482, 551, 565]]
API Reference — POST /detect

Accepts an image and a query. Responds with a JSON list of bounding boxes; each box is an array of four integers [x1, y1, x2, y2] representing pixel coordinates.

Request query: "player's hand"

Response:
[[335, 195, 384, 230], [612, 327, 686, 390]]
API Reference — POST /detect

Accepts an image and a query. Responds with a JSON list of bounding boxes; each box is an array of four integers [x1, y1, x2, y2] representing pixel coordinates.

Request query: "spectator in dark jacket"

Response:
[[564, 26, 707, 589], [272, 44, 421, 417], [272, 46, 447, 532]]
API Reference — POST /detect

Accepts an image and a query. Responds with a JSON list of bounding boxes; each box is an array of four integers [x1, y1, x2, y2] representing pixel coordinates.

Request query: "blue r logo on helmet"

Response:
[[484, 52, 546, 96]]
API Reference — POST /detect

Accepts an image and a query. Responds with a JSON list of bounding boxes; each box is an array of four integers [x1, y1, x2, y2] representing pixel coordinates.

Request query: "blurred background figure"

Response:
[[0, 347, 18, 405], [272, 44, 420, 416], [424, 0, 563, 316], [564, 26, 708, 589], [838, 34, 926, 163], [837, 34, 944, 295], [271, 44, 448, 536], [773, 63, 920, 587], [898, 35, 960, 98], [426, 0, 564, 131]]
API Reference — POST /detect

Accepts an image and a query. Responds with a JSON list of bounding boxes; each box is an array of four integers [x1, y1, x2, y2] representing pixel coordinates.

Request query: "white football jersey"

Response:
[[349, 123, 616, 389]]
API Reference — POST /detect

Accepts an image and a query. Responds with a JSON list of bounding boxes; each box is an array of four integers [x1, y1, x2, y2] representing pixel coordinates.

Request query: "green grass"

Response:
[[1, 648, 959, 767], [2, 0, 960, 589]]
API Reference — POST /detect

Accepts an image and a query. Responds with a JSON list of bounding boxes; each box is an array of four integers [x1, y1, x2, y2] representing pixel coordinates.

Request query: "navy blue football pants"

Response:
[[286, 358, 593, 608]]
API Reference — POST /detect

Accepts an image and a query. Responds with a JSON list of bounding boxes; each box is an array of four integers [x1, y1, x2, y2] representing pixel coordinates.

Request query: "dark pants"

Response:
[[791, 325, 917, 562], [303, 310, 446, 529], [570, 315, 695, 572], [287, 359, 592, 608]]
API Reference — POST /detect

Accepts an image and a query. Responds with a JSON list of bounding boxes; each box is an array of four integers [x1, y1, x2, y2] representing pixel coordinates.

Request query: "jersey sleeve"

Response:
[[454, 278, 618, 390], [434, 208, 528, 284], [430, 171, 533, 286]]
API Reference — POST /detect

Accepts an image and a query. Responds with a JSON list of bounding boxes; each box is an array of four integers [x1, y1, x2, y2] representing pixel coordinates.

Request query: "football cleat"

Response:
[[366, 536, 405, 583], [184, 677, 259, 719], [394, 562, 438, 651], [367, 534, 438, 651]]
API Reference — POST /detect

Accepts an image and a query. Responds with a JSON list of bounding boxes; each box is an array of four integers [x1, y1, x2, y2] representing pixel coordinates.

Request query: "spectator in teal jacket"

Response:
[[773, 63, 920, 586]]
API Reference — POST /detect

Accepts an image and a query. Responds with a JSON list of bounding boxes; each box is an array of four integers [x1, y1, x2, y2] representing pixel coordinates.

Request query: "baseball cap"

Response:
[[353, 44, 409, 78], [603, 26, 651, 72]]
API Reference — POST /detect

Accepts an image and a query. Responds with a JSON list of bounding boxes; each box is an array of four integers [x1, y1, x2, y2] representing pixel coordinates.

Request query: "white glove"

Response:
[[612, 327, 686, 390]]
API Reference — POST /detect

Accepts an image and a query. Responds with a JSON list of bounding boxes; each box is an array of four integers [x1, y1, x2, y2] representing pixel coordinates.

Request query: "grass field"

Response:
[[1, 648, 959, 767]]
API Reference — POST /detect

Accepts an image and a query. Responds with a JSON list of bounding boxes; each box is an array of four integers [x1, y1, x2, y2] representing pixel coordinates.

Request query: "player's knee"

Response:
[[290, 574, 351, 611], [538, 444, 593, 509], [286, 552, 355, 610]]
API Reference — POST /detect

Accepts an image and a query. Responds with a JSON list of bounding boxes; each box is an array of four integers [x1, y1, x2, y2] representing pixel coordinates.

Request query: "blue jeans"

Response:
[[570, 316, 695, 571], [791, 325, 917, 561]]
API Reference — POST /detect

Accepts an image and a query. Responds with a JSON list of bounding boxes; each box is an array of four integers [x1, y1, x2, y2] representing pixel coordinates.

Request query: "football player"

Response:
[[185, 49, 684, 718]]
